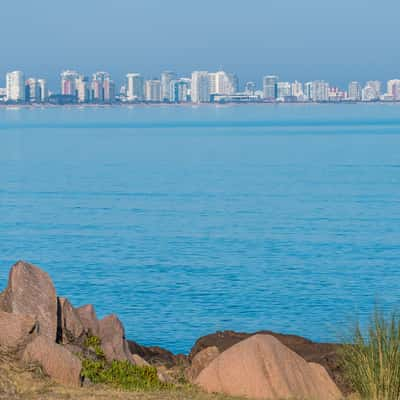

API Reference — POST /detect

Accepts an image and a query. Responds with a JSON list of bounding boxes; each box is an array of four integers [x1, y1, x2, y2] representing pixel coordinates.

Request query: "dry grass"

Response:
[[0, 358, 241, 400]]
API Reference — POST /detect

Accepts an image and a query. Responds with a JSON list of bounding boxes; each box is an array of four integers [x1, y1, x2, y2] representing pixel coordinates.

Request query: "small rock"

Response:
[[132, 354, 150, 366], [186, 346, 219, 382]]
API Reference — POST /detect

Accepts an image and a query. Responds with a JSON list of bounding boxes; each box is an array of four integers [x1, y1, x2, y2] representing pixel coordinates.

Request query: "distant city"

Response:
[[1, 69, 400, 105]]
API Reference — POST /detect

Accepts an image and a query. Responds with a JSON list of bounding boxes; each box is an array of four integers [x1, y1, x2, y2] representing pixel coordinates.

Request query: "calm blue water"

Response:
[[1, 103, 400, 353]]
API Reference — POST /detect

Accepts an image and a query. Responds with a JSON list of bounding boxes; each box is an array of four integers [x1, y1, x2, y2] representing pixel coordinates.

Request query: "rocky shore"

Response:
[[0, 261, 347, 399]]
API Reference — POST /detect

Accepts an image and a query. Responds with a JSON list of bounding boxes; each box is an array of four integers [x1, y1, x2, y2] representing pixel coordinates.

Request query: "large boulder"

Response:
[[190, 329, 348, 393], [186, 346, 220, 382], [195, 334, 342, 400], [76, 304, 100, 337], [23, 335, 82, 387], [98, 314, 135, 363], [0, 261, 57, 341], [0, 311, 38, 352], [57, 298, 85, 344]]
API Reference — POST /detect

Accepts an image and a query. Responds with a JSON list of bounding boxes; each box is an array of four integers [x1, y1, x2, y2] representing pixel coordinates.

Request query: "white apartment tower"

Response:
[[126, 73, 144, 101], [6, 71, 25, 102], [60, 70, 79, 96], [191, 71, 209, 103], [38, 79, 48, 102], [209, 71, 238, 96], [26, 78, 40, 102], [386, 79, 400, 100], [161, 71, 177, 102], [277, 82, 291, 99], [291, 81, 304, 99], [348, 81, 362, 101], [144, 80, 162, 102]]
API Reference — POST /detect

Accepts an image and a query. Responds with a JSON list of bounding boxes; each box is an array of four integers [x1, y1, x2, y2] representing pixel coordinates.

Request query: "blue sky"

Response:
[[1, 0, 398, 89]]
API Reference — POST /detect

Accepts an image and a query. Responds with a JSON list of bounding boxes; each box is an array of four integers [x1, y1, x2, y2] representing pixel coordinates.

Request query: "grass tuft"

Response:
[[340, 308, 400, 400]]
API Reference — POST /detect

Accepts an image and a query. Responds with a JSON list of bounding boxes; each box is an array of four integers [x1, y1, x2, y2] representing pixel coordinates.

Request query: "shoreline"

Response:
[[1, 100, 400, 110]]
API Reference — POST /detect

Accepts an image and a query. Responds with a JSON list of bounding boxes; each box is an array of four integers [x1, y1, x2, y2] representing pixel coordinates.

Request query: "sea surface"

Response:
[[1, 103, 400, 353]]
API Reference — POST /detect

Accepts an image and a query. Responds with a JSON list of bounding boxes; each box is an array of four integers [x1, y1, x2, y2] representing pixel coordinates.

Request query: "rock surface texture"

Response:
[[23, 335, 82, 387], [76, 304, 100, 337], [186, 346, 220, 382], [0, 261, 57, 341], [99, 314, 137, 364], [58, 297, 85, 344], [195, 334, 342, 400], [0, 311, 38, 352]]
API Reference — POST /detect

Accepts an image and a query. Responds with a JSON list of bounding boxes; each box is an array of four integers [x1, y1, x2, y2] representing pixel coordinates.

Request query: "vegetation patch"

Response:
[[340, 309, 400, 400], [81, 336, 170, 391]]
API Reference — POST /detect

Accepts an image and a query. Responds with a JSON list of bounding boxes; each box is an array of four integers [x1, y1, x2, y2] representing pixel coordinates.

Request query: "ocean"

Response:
[[1, 103, 400, 353]]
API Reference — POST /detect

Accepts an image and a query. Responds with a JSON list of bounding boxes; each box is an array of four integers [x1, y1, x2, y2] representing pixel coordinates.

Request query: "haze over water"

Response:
[[1, 103, 400, 353]]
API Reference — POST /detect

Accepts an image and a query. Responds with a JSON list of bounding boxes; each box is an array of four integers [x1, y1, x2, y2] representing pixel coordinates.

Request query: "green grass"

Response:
[[81, 336, 170, 391], [340, 309, 400, 400]]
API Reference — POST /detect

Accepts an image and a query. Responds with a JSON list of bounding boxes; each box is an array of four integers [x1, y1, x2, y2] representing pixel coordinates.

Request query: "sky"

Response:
[[0, 0, 399, 90]]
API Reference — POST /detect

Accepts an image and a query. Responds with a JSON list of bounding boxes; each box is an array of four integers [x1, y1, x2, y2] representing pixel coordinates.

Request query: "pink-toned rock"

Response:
[[98, 314, 134, 363], [0, 261, 57, 341], [58, 298, 85, 344], [23, 336, 82, 387], [195, 334, 342, 400], [186, 346, 220, 382], [0, 311, 38, 352], [76, 304, 99, 337], [132, 354, 150, 366]]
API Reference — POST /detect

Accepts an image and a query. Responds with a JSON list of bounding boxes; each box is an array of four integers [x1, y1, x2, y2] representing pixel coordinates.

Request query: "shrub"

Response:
[[83, 335, 105, 358], [81, 335, 170, 390], [340, 309, 400, 400], [82, 359, 169, 390]]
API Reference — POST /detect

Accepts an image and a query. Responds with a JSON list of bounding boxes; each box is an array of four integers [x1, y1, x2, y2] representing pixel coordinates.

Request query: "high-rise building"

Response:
[[61, 70, 79, 96], [209, 71, 238, 96], [25, 78, 40, 102], [126, 73, 144, 101], [91, 72, 112, 102], [386, 79, 400, 100], [362, 81, 381, 101], [161, 71, 177, 102], [244, 82, 256, 95], [348, 81, 362, 101], [6, 71, 25, 102], [366, 81, 381, 98], [170, 79, 190, 103], [76, 75, 91, 103], [191, 71, 209, 103], [277, 82, 291, 99], [263, 75, 278, 99], [307, 80, 329, 102], [362, 85, 378, 102], [144, 79, 161, 102], [291, 81, 304, 99], [38, 79, 48, 102], [103, 78, 115, 103]]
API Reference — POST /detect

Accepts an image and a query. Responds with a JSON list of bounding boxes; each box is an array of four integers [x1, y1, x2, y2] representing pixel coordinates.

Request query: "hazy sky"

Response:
[[1, 0, 399, 89]]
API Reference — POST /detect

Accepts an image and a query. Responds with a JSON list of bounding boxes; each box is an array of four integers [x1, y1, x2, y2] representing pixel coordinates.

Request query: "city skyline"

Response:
[[1, 68, 400, 105]]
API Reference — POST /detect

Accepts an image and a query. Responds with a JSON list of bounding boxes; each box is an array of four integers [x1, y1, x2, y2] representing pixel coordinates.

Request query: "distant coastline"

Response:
[[1, 100, 400, 109]]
